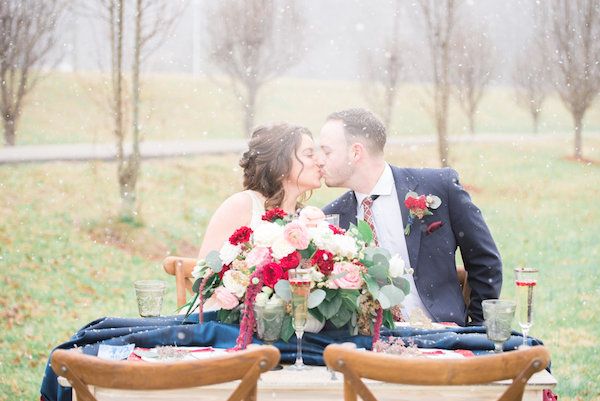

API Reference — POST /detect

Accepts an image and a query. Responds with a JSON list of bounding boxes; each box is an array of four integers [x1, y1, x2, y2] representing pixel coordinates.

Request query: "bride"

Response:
[[197, 122, 322, 259]]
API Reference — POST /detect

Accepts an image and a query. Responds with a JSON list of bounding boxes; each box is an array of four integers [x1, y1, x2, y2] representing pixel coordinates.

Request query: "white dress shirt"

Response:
[[355, 164, 432, 320]]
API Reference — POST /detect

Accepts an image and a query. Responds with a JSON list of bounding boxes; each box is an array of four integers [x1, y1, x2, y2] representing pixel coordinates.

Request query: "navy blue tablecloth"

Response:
[[40, 312, 543, 401]]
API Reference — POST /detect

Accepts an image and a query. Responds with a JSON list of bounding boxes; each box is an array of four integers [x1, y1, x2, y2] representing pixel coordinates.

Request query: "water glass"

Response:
[[482, 299, 516, 353], [324, 214, 340, 227], [254, 301, 285, 370], [134, 280, 166, 317]]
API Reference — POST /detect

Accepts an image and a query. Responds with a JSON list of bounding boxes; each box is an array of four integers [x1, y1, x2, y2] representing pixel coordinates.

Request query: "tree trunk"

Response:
[[117, 0, 144, 223], [468, 113, 475, 136], [3, 117, 16, 146], [573, 112, 583, 160], [244, 86, 257, 137], [532, 111, 539, 134], [437, 118, 450, 168]]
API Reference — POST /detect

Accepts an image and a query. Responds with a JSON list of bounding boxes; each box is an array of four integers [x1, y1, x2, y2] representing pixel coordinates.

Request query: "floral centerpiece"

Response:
[[184, 206, 412, 349]]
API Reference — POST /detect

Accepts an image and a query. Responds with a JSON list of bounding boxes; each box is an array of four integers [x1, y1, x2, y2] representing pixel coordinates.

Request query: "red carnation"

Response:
[[262, 208, 288, 222], [329, 224, 345, 235], [279, 251, 301, 271], [405, 195, 427, 210], [311, 249, 335, 275], [229, 226, 253, 245], [262, 262, 285, 288]]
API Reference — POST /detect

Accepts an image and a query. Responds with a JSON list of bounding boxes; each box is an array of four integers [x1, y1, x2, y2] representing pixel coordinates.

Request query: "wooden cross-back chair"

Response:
[[324, 343, 550, 401], [162, 256, 198, 308], [51, 345, 280, 401]]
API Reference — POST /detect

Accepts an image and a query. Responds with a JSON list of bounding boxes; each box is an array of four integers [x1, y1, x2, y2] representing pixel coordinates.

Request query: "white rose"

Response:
[[388, 255, 406, 278], [309, 222, 334, 247], [266, 294, 284, 307], [255, 292, 269, 307], [253, 222, 284, 247], [219, 242, 242, 265], [311, 268, 325, 283], [271, 237, 295, 260], [222, 270, 249, 297], [332, 235, 358, 258]]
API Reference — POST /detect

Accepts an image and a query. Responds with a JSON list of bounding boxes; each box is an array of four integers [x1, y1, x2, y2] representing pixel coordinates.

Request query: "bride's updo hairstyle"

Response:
[[239, 123, 312, 210]]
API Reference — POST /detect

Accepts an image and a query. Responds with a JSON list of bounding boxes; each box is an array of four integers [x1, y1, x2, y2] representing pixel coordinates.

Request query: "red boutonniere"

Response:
[[404, 191, 442, 235]]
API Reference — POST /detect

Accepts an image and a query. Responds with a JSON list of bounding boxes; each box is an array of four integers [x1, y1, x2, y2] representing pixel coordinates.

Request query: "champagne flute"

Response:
[[514, 267, 538, 348], [287, 268, 312, 370]]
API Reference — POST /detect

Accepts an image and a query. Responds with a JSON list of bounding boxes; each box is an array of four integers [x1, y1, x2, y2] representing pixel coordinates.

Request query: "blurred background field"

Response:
[[1, 136, 600, 400], [16, 72, 600, 145]]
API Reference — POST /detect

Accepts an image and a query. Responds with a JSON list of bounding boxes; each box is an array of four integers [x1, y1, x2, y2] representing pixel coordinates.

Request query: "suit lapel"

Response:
[[392, 167, 421, 270], [340, 191, 357, 229]]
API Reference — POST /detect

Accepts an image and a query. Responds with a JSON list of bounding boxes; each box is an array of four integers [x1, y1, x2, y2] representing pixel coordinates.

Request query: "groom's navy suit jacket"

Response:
[[323, 165, 502, 325]]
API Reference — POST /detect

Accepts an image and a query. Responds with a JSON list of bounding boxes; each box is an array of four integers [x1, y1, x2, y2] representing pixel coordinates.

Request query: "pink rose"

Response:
[[283, 221, 310, 250], [328, 262, 363, 289], [298, 206, 326, 227], [204, 287, 239, 310], [245, 246, 272, 269]]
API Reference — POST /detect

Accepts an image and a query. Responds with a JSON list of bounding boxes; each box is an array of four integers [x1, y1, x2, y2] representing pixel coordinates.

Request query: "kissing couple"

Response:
[[197, 108, 502, 326]]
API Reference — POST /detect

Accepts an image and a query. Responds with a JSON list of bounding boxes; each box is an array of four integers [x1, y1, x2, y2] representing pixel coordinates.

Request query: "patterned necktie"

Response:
[[361, 195, 379, 246]]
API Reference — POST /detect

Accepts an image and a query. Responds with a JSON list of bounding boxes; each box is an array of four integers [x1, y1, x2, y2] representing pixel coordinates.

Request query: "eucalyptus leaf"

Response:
[[369, 254, 389, 280], [274, 280, 292, 302], [377, 291, 391, 309], [307, 289, 326, 309], [363, 274, 380, 298], [330, 307, 352, 328], [392, 276, 411, 295], [280, 315, 294, 342], [405, 191, 418, 200], [318, 294, 343, 319], [380, 284, 406, 306], [309, 307, 325, 322], [205, 250, 223, 272], [357, 220, 374, 244]]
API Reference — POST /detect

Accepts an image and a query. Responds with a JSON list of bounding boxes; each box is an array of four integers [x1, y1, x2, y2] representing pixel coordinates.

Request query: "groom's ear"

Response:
[[350, 142, 366, 161]]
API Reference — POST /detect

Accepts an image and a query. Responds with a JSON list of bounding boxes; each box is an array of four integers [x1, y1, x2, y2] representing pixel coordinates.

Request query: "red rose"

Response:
[[416, 195, 427, 209], [218, 263, 231, 280], [329, 224, 346, 235], [311, 249, 335, 275], [228, 226, 253, 245], [262, 208, 287, 222], [279, 251, 301, 271], [262, 262, 285, 288]]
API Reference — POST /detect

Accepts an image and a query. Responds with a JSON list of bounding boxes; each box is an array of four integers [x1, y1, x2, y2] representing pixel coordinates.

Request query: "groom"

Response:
[[319, 108, 502, 326]]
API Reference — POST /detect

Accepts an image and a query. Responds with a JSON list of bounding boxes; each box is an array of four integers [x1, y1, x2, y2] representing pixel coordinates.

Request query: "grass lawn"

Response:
[[12, 71, 600, 145], [1, 136, 600, 400]]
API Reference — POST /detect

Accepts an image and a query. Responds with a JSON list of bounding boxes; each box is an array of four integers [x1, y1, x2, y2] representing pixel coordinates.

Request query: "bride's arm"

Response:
[[197, 192, 253, 259]]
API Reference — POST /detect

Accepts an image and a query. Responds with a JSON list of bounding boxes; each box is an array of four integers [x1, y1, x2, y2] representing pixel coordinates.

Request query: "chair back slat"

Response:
[[163, 256, 197, 307], [51, 345, 280, 401], [324, 344, 550, 401]]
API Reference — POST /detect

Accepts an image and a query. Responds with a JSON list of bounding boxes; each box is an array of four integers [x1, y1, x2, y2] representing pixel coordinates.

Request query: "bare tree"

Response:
[[360, 0, 403, 129], [547, 0, 600, 159], [512, 40, 550, 134], [89, 0, 184, 220], [205, 0, 305, 136], [416, 0, 463, 167], [452, 25, 495, 135], [0, 0, 65, 146]]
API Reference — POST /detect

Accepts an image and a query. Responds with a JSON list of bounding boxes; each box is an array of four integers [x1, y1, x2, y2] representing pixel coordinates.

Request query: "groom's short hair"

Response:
[[326, 108, 386, 154]]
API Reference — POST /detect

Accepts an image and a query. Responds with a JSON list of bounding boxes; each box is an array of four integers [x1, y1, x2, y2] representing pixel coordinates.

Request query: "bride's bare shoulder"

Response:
[[214, 191, 253, 215]]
